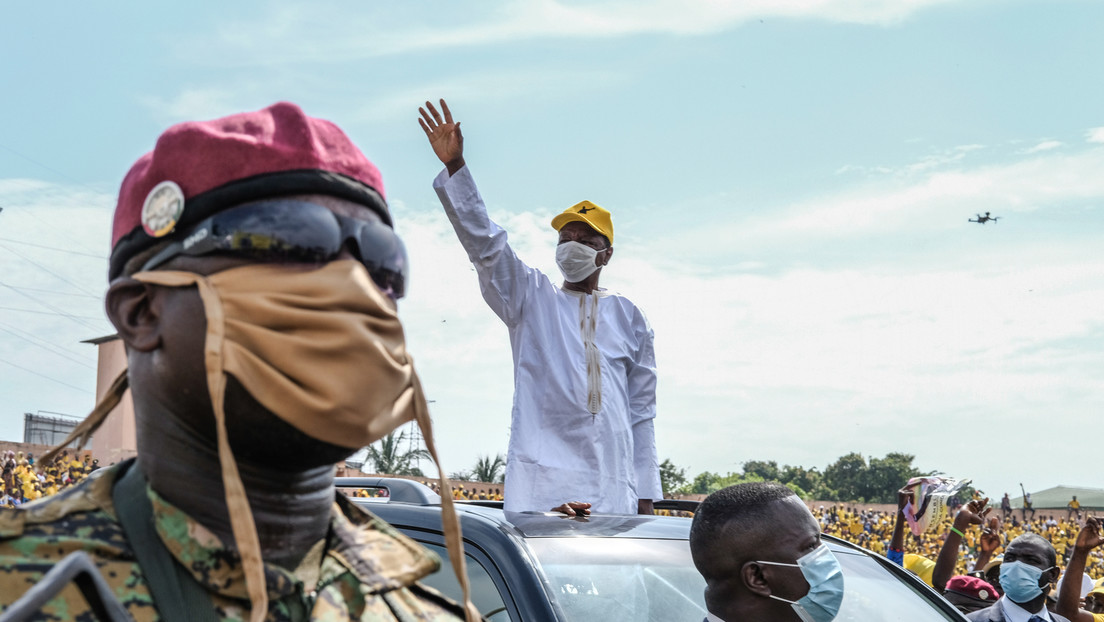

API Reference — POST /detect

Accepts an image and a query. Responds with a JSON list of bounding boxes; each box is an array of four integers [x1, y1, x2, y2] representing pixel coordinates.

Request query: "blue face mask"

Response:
[[758, 544, 845, 622], [999, 560, 1053, 604]]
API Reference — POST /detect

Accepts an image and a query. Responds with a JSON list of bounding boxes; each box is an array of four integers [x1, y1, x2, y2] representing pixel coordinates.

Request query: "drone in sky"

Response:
[[969, 211, 1001, 224]]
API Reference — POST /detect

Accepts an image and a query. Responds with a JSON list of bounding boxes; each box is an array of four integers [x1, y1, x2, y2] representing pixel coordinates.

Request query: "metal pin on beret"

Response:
[[110, 101, 389, 280], [550, 200, 614, 244]]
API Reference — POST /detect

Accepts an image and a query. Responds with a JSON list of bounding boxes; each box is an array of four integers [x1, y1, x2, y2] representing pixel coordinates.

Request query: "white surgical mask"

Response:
[[556, 241, 602, 283]]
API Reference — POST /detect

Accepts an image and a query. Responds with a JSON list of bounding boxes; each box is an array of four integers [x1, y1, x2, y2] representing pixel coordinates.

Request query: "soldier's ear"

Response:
[[106, 278, 162, 352]]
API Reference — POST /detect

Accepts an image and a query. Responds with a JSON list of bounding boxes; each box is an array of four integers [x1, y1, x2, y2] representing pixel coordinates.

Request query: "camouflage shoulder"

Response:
[[374, 582, 473, 621], [0, 466, 117, 539], [331, 494, 442, 587]]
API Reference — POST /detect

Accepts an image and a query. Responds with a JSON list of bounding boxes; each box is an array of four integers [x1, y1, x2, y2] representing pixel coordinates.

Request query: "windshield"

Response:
[[527, 538, 962, 622], [528, 538, 707, 621]]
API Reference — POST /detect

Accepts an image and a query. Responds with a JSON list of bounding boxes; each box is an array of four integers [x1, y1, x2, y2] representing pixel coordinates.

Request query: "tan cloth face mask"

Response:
[[49, 260, 479, 622]]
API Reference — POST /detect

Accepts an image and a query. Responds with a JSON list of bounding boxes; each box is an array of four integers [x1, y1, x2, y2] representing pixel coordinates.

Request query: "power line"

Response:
[[0, 179, 110, 258], [0, 322, 96, 369], [0, 284, 99, 299], [0, 237, 106, 260], [0, 358, 92, 394], [0, 142, 83, 185], [0, 282, 104, 332], [0, 306, 105, 321], [0, 244, 101, 298]]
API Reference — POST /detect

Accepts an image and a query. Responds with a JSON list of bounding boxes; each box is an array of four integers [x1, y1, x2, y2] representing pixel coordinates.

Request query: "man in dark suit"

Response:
[[967, 533, 1069, 622]]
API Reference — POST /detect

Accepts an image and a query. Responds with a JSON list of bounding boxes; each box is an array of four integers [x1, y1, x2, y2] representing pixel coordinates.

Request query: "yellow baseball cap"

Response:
[[550, 200, 614, 244]]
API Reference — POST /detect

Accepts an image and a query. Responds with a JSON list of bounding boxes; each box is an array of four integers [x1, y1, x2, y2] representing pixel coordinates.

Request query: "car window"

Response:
[[832, 549, 963, 621], [418, 542, 513, 621], [527, 538, 708, 621], [524, 537, 964, 622]]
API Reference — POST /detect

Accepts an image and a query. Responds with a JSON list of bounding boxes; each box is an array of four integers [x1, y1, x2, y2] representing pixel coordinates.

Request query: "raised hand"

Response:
[[979, 515, 1002, 555], [419, 99, 465, 173], [954, 497, 991, 529], [897, 486, 914, 511], [1075, 516, 1103, 551]]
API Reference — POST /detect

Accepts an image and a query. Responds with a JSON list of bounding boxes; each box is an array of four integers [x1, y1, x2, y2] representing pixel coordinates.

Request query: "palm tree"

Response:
[[471, 454, 506, 484], [364, 431, 430, 476]]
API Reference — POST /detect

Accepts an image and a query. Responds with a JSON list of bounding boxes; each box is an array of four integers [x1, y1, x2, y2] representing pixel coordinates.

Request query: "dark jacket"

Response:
[[965, 600, 1072, 622]]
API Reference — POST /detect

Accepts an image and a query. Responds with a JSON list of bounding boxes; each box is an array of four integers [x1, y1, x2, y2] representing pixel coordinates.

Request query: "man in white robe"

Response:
[[419, 99, 661, 515]]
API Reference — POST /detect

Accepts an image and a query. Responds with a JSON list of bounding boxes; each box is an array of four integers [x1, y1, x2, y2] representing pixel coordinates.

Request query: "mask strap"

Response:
[[768, 594, 799, 606], [135, 270, 269, 622], [39, 371, 129, 467], [757, 560, 801, 606], [409, 369, 481, 622]]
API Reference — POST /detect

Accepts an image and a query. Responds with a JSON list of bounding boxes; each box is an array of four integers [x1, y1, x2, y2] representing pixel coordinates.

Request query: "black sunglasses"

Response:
[[138, 199, 408, 299]]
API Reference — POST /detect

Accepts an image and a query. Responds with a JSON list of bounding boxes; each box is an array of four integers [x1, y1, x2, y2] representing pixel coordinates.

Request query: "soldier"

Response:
[[0, 103, 476, 621]]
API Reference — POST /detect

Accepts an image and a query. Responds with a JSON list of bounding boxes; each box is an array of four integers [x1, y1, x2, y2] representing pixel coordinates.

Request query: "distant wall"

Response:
[[90, 338, 137, 464]]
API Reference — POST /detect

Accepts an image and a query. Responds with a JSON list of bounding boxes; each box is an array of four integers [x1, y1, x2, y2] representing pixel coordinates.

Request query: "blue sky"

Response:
[[1, 0, 1101, 500]]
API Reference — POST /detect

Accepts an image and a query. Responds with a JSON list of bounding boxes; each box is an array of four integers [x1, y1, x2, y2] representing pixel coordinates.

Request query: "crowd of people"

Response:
[[0, 449, 98, 506], [8, 445, 1096, 584], [817, 500, 1103, 579]]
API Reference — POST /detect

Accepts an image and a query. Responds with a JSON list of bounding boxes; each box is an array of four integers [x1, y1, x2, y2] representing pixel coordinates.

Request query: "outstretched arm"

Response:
[[419, 99, 466, 176], [932, 497, 990, 593], [425, 98, 540, 327], [1057, 517, 1102, 622], [887, 487, 912, 566]]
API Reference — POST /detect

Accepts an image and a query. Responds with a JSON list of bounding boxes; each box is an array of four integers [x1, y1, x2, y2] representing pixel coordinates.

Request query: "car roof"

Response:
[[338, 476, 693, 539]]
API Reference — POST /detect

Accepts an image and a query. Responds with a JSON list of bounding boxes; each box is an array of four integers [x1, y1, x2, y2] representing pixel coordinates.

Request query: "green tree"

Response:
[[471, 454, 506, 483], [823, 452, 869, 502], [781, 465, 823, 494], [742, 460, 781, 482], [684, 471, 720, 495], [866, 453, 921, 503], [659, 458, 688, 496], [365, 430, 430, 476]]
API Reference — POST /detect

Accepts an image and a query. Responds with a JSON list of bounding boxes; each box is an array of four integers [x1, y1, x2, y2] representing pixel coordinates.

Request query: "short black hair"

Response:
[[690, 482, 796, 575], [1008, 533, 1058, 568]]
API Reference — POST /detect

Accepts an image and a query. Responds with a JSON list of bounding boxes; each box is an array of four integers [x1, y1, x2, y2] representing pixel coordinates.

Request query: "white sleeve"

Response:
[[628, 308, 662, 501], [433, 166, 541, 327]]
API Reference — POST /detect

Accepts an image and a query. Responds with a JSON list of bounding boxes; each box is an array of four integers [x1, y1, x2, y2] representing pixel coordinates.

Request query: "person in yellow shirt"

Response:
[[1068, 496, 1082, 521]]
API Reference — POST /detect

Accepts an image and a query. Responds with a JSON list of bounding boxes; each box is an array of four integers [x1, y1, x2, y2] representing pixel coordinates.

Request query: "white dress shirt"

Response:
[[1000, 596, 1052, 621]]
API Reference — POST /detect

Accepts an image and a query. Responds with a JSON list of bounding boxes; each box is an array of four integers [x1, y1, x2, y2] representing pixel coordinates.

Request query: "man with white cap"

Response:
[[419, 99, 661, 516]]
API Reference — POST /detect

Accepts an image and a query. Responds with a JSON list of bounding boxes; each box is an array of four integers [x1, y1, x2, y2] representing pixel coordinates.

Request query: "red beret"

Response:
[[946, 575, 997, 602], [110, 102, 388, 279]]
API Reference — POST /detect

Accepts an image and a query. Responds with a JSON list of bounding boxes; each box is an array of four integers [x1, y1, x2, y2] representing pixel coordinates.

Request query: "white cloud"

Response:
[[708, 143, 1104, 243], [139, 88, 244, 125], [1020, 139, 1062, 154], [1087, 126, 1104, 144], [350, 68, 624, 124], [4, 132, 1101, 493], [185, 0, 960, 66], [0, 180, 113, 442]]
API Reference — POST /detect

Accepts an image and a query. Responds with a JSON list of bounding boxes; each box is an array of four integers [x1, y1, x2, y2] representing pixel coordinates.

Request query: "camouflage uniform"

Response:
[[0, 461, 464, 621]]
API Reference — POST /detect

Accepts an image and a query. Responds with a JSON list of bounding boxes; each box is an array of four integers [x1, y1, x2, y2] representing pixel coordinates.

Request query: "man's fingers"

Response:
[[419, 106, 437, 130], [418, 117, 432, 138], [428, 101, 444, 124], [441, 99, 454, 124]]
